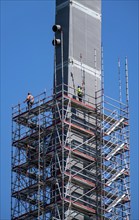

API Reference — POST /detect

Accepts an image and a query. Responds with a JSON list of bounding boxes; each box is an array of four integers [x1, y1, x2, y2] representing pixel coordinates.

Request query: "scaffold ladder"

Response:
[[106, 168, 125, 186], [106, 194, 125, 212], [106, 143, 125, 160], [105, 117, 124, 135]]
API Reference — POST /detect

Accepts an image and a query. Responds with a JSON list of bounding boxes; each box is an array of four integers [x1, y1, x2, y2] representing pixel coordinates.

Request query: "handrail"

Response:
[[12, 83, 97, 116]]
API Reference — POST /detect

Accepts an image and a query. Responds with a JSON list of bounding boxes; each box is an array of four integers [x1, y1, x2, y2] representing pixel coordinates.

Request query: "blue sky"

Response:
[[0, 0, 138, 219]]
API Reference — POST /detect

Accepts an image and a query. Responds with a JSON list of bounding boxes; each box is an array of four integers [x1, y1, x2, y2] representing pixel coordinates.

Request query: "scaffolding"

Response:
[[11, 78, 130, 219]]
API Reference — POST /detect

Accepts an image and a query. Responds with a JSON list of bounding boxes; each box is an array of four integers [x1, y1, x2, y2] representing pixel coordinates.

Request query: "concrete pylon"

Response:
[[53, 0, 101, 101]]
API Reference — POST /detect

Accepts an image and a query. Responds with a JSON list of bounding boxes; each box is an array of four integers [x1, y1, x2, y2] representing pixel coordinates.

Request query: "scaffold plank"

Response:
[[13, 98, 55, 121], [13, 209, 39, 220], [64, 146, 96, 162], [12, 122, 58, 146], [64, 198, 96, 215], [45, 170, 61, 184], [12, 165, 44, 181], [13, 162, 30, 171], [12, 193, 40, 206], [65, 171, 96, 188], [12, 161, 45, 173], [64, 120, 95, 136], [12, 182, 43, 197], [64, 94, 96, 112], [106, 194, 126, 212]]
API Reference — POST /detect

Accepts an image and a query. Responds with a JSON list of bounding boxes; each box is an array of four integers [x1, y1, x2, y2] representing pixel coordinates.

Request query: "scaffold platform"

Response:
[[11, 85, 130, 220]]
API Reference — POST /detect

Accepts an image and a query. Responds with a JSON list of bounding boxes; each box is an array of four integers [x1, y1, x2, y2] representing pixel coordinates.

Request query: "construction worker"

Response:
[[77, 86, 83, 102], [24, 92, 34, 109]]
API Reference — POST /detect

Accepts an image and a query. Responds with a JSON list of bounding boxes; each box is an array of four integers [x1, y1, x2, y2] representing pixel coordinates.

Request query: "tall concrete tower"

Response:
[[11, 0, 130, 219], [54, 0, 101, 99]]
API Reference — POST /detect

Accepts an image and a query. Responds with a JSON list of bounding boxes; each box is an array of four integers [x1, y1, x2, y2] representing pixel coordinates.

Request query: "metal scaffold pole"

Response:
[[101, 44, 104, 219], [118, 58, 122, 104], [61, 30, 65, 220], [38, 98, 41, 219]]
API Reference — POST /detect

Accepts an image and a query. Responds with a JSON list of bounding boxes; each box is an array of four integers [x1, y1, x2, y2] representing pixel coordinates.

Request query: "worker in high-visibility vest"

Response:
[[77, 86, 83, 102], [24, 92, 34, 109]]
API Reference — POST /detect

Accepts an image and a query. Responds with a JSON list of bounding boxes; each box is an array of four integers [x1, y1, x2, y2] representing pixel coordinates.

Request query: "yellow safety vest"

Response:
[[77, 88, 82, 95]]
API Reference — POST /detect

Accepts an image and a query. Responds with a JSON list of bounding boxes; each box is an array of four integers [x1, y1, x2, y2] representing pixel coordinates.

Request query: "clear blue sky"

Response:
[[0, 0, 138, 219]]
